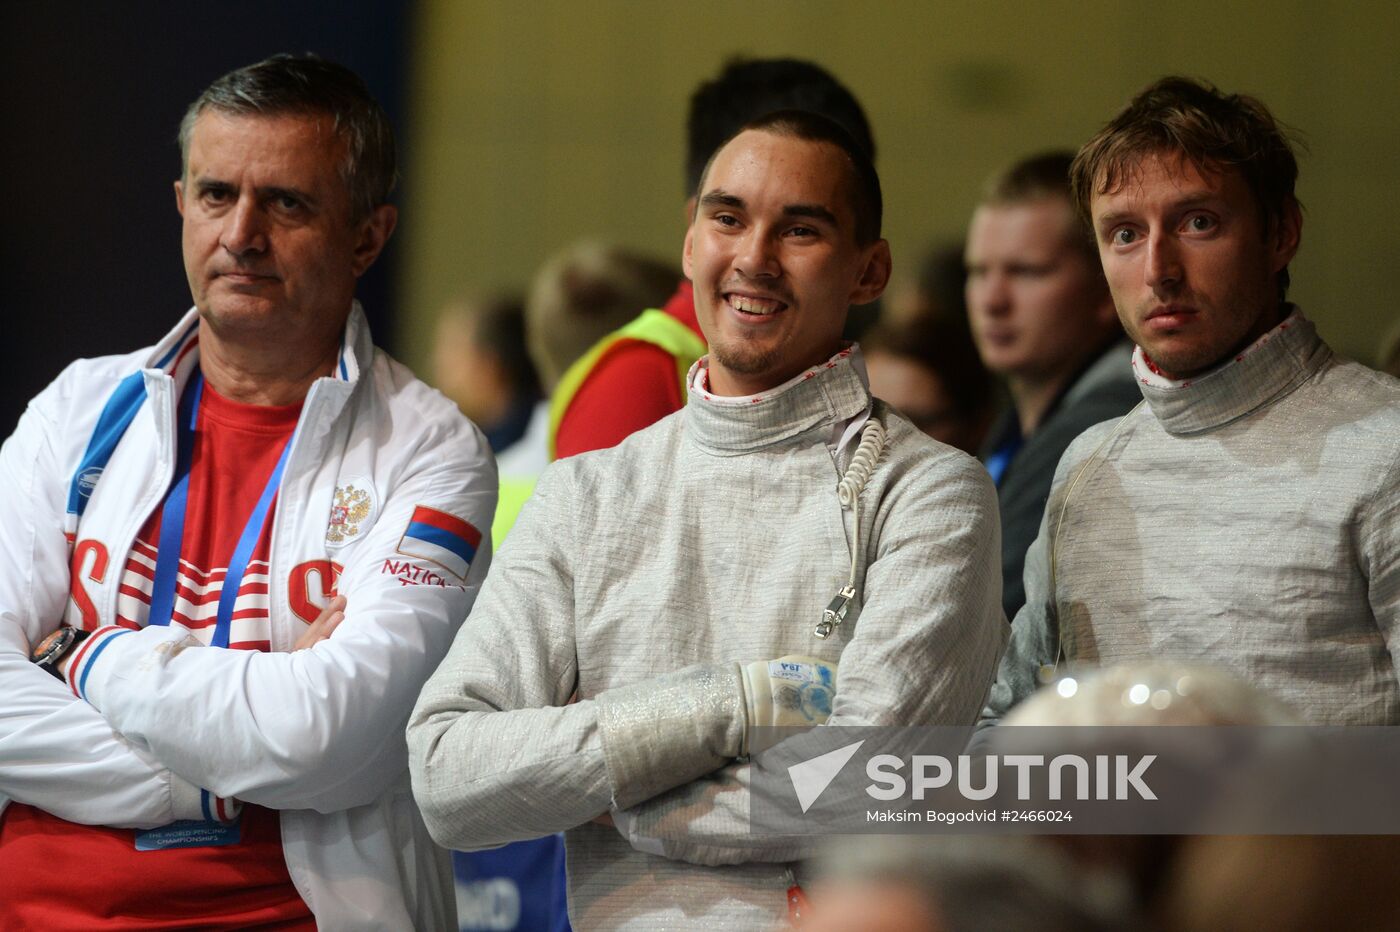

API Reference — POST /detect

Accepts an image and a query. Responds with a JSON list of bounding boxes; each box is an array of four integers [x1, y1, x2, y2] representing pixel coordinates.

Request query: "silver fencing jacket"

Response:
[[409, 348, 1006, 929], [984, 310, 1400, 725]]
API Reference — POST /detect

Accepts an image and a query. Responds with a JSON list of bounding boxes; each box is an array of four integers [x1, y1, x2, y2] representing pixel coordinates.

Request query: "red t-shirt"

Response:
[[553, 281, 706, 459], [0, 380, 315, 930]]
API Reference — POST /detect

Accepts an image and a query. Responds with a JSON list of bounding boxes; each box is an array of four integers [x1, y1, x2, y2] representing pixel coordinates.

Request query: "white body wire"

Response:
[[817, 416, 886, 638]]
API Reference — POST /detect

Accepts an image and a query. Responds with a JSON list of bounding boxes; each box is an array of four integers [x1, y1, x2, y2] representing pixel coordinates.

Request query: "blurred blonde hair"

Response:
[[524, 241, 677, 392], [1004, 662, 1302, 727]]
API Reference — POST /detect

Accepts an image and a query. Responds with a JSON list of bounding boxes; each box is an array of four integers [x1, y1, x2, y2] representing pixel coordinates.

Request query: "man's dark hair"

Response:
[[1071, 76, 1300, 293], [179, 53, 396, 221], [983, 151, 1100, 271], [916, 242, 970, 325], [685, 57, 874, 197], [863, 314, 995, 424], [473, 295, 541, 403], [697, 110, 883, 246]]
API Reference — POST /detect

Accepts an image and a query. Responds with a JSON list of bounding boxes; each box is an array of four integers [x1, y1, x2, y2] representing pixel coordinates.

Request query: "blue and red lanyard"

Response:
[[68, 367, 293, 647]]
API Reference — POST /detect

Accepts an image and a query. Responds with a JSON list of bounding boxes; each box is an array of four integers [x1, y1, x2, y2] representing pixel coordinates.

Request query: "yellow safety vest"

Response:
[[491, 475, 537, 552], [546, 308, 707, 461], [492, 309, 705, 549]]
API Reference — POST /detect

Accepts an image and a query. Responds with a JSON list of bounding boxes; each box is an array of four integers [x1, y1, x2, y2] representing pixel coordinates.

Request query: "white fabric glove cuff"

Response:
[[740, 655, 837, 755]]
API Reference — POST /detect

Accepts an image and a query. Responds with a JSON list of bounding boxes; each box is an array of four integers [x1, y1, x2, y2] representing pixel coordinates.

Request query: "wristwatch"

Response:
[[31, 627, 91, 680]]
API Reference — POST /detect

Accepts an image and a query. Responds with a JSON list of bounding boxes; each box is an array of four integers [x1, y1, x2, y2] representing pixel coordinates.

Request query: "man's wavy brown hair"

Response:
[[1070, 76, 1301, 293]]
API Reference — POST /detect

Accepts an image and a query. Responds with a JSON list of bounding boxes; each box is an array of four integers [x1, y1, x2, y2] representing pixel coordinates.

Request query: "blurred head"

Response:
[[863, 315, 995, 454], [525, 242, 678, 392], [914, 242, 972, 324], [1001, 663, 1301, 914], [964, 152, 1119, 387], [805, 835, 1134, 932], [684, 112, 890, 395], [1005, 662, 1302, 727], [1072, 77, 1302, 378], [685, 57, 874, 202], [432, 295, 539, 431]]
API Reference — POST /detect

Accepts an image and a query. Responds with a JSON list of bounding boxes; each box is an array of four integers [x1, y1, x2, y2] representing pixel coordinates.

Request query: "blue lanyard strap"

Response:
[[147, 373, 295, 648], [67, 372, 149, 519], [65, 320, 200, 522], [147, 374, 204, 631], [210, 430, 292, 648]]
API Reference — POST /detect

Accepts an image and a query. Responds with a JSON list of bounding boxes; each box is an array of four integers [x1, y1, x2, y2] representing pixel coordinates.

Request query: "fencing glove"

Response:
[[740, 655, 837, 755]]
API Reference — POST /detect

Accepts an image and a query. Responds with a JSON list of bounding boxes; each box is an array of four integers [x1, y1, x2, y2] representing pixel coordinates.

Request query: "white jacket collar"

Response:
[[143, 302, 371, 384], [684, 345, 871, 455], [1132, 307, 1328, 435]]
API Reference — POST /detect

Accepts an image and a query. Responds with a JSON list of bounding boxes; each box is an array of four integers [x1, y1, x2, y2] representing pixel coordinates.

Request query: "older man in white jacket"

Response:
[[0, 55, 494, 930]]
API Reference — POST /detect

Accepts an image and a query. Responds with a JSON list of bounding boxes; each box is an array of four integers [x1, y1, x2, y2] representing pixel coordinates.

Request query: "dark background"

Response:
[[0, 2, 411, 435]]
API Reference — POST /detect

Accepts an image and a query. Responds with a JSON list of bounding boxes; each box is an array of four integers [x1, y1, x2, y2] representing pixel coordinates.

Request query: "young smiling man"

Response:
[[550, 58, 876, 461], [682, 121, 885, 394], [409, 111, 1005, 930], [981, 77, 1400, 727]]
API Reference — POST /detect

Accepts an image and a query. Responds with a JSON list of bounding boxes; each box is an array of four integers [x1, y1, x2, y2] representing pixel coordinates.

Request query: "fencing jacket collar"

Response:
[[1131, 306, 1329, 436], [684, 346, 871, 456]]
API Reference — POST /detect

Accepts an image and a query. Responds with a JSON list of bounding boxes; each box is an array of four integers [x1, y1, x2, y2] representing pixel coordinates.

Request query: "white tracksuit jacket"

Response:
[[0, 305, 496, 930]]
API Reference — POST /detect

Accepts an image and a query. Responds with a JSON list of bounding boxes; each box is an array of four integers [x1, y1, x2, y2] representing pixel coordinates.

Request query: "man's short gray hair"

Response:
[[178, 53, 396, 221]]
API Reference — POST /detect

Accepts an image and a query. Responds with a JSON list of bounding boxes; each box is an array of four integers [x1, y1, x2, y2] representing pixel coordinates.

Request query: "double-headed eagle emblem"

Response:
[[327, 484, 372, 544]]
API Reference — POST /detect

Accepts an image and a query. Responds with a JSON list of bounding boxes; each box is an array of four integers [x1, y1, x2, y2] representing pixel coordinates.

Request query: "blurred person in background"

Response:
[[887, 241, 973, 327], [863, 314, 995, 455], [433, 294, 541, 457], [490, 242, 679, 542], [532, 240, 678, 465], [1001, 662, 1300, 920], [802, 835, 1134, 932], [551, 56, 876, 460], [530, 243, 679, 397], [965, 151, 1140, 622]]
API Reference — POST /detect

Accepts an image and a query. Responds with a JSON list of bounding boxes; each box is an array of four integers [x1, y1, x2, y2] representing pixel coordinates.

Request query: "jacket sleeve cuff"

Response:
[[595, 662, 746, 809], [168, 773, 243, 824], [67, 624, 203, 713], [64, 625, 135, 706]]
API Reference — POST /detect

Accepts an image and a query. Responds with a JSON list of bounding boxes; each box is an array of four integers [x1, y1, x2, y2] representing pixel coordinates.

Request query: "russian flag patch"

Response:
[[397, 506, 482, 580]]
